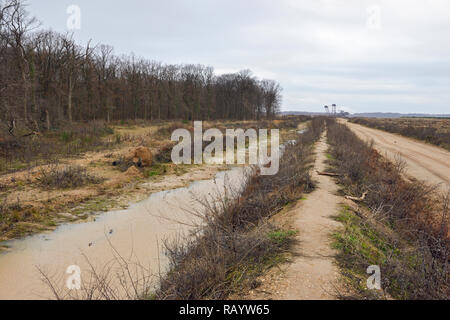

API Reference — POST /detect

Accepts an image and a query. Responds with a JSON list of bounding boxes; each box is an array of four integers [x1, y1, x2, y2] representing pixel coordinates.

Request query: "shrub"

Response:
[[327, 119, 449, 299], [156, 118, 326, 299], [38, 164, 103, 189], [154, 142, 176, 164], [0, 121, 117, 174]]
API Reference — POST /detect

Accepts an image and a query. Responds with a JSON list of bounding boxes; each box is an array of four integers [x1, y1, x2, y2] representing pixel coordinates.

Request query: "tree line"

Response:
[[0, 0, 282, 135]]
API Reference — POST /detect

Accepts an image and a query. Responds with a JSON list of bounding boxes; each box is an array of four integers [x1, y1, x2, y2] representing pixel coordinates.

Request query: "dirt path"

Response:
[[343, 120, 450, 191], [247, 133, 342, 300]]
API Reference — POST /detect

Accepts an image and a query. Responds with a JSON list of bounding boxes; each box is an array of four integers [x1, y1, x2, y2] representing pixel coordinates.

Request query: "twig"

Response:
[[316, 170, 341, 177], [345, 191, 368, 202]]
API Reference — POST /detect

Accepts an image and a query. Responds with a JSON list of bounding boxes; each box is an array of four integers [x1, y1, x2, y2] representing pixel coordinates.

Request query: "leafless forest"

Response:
[[1, 0, 281, 137]]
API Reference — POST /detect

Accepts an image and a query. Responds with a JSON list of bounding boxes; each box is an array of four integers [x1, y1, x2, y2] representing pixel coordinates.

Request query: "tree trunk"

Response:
[[68, 77, 73, 123], [46, 109, 51, 130], [150, 98, 153, 120], [23, 85, 28, 121], [22, 72, 28, 121]]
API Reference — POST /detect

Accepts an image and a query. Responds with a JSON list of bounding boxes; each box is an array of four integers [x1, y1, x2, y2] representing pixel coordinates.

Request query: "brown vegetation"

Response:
[[37, 163, 103, 190], [0, 118, 307, 241], [156, 118, 325, 300], [327, 119, 449, 299], [124, 146, 153, 167], [0, 120, 116, 173]]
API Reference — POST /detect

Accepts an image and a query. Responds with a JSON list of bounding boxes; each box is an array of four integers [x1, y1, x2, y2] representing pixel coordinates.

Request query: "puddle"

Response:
[[0, 166, 248, 300]]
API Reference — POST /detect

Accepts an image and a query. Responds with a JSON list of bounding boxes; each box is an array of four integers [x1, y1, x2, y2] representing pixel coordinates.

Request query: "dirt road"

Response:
[[343, 120, 450, 191]]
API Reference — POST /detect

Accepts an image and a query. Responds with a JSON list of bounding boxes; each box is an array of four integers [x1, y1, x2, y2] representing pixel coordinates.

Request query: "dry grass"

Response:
[[38, 117, 325, 300], [37, 163, 103, 190], [350, 117, 450, 151], [327, 119, 449, 299], [155, 121, 193, 139], [0, 121, 117, 173], [156, 118, 325, 300], [0, 118, 310, 242]]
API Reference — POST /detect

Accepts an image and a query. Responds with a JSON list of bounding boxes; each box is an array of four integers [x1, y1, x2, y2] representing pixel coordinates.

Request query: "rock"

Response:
[[125, 146, 153, 167]]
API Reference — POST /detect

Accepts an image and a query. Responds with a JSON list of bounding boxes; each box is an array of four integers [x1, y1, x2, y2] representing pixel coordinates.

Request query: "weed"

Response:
[[145, 164, 168, 178], [38, 164, 103, 190], [268, 229, 298, 245]]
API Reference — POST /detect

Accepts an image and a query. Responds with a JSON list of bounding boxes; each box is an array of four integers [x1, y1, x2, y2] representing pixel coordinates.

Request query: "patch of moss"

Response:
[[144, 164, 168, 178]]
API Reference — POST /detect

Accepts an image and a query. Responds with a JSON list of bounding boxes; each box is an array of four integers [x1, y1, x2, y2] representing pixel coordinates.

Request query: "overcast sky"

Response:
[[28, 0, 450, 114]]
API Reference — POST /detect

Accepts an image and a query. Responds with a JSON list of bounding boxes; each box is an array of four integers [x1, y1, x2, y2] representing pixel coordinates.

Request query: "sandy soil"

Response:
[[343, 120, 450, 191], [245, 134, 343, 300]]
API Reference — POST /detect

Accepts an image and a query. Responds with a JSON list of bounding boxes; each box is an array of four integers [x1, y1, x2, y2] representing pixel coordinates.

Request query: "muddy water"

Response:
[[0, 166, 248, 300]]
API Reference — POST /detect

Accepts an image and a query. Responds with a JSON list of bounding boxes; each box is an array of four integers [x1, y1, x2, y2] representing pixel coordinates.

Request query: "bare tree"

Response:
[[2, 0, 38, 122], [261, 79, 282, 119], [61, 34, 94, 122]]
